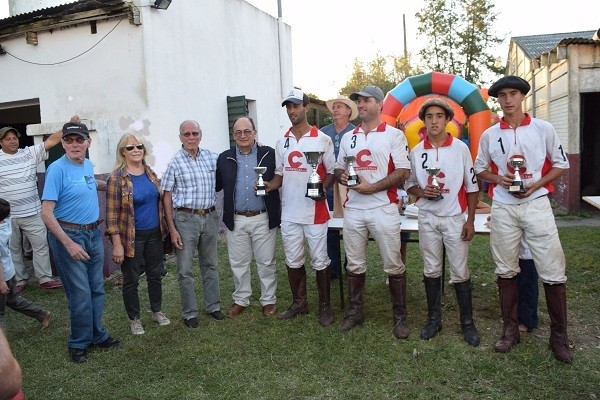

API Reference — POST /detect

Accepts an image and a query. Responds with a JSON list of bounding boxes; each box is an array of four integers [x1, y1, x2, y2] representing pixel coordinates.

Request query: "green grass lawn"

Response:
[[5, 226, 600, 399]]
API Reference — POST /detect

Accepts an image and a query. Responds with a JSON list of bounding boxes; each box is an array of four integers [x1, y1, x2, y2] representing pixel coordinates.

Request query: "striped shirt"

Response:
[[0, 143, 48, 218], [161, 147, 218, 209]]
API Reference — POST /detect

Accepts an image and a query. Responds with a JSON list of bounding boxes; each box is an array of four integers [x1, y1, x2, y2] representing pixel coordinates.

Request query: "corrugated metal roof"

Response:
[[512, 30, 597, 59], [0, 0, 125, 31]]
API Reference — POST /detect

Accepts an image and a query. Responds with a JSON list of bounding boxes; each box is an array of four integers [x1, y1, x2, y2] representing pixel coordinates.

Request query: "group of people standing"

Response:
[[0, 75, 572, 370]]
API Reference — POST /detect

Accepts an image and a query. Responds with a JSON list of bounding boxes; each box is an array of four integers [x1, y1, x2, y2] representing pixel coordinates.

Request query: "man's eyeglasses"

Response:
[[124, 144, 144, 151], [233, 129, 255, 137], [180, 131, 201, 138], [63, 137, 86, 144]]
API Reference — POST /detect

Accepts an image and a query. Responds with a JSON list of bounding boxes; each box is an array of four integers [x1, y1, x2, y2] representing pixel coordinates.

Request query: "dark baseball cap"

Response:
[[62, 122, 89, 138], [488, 76, 531, 98], [349, 85, 384, 101], [0, 126, 21, 140]]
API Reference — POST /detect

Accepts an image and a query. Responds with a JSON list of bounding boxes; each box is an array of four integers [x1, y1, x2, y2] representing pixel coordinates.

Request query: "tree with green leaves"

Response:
[[339, 53, 420, 96], [416, 0, 504, 85]]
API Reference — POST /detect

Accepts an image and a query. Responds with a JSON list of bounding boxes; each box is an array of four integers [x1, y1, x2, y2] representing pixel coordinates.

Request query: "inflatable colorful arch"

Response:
[[381, 72, 491, 160]]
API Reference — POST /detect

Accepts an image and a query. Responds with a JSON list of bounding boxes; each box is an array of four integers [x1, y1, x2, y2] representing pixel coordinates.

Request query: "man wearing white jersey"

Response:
[[474, 75, 572, 363], [269, 89, 335, 326], [334, 85, 411, 339], [405, 98, 480, 346]]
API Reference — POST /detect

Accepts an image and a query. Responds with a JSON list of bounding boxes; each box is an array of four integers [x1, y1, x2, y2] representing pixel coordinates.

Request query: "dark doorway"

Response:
[[580, 92, 600, 203], [0, 98, 41, 148]]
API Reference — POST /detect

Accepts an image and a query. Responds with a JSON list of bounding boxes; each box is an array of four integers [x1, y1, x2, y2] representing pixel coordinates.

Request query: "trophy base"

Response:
[[347, 176, 359, 187], [256, 187, 266, 196], [431, 195, 443, 201], [509, 184, 526, 194], [306, 183, 324, 199]]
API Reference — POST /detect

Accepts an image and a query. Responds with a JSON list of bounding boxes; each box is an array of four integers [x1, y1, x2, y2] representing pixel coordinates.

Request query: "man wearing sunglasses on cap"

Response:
[[161, 120, 224, 329]]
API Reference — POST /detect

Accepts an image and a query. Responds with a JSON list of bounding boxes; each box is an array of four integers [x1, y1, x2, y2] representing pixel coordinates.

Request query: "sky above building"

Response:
[[1, 0, 597, 99]]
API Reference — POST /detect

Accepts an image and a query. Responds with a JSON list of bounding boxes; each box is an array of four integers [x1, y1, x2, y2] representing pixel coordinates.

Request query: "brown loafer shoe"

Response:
[[40, 280, 63, 289], [262, 304, 276, 318], [227, 304, 246, 318]]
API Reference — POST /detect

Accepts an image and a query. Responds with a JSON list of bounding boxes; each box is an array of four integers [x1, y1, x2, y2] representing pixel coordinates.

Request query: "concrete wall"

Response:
[[1, 0, 293, 176]]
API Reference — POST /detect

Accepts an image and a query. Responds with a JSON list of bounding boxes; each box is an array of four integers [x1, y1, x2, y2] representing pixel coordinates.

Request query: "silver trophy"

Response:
[[343, 155, 359, 187], [425, 167, 443, 201], [508, 157, 526, 193], [303, 151, 325, 199], [254, 166, 267, 196]]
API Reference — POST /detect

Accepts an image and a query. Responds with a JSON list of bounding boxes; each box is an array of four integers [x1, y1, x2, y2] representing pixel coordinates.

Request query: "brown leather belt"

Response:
[[176, 206, 216, 216], [57, 220, 100, 230], [234, 210, 266, 217]]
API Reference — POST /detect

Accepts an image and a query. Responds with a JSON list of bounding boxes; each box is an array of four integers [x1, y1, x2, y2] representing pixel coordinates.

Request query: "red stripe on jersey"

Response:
[[386, 155, 399, 204], [488, 161, 499, 199], [314, 199, 330, 224], [457, 185, 468, 212], [352, 123, 387, 134], [284, 125, 319, 138], [542, 157, 554, 193], [313, 161, 331, 223], [499, 113, 532, 129], [423, 133, 453, 149], [316, 162, 327, 182]]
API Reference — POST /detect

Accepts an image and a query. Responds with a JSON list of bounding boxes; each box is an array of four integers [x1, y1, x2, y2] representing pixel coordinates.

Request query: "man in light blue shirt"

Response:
[[320, 96, 357, 279]]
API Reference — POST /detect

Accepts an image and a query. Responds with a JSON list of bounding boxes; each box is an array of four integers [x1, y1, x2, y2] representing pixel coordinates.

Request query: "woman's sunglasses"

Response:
[[124, 144, 144, 151]]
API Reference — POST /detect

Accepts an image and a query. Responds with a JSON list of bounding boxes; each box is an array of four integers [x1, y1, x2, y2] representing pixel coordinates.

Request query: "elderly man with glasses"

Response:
[[215, 116, 281, 318], [161, 120, 224, 329], [41, 118, 120, 363]]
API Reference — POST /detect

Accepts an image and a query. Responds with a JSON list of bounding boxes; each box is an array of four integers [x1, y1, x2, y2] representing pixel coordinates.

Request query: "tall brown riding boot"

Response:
[[277, 266, 309, 319], [389, 273, 409, 339], [338, 272, 365, 331], [544, 283, 573, 363], [316, 267, 334, 326], [494, 277, 519, 352], [454, 279, 480, 346], [420, 276, 442, 340]]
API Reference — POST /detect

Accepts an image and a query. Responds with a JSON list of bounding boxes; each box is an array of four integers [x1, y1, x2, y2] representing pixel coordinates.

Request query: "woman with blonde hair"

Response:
[[106, 133, 170, 334]]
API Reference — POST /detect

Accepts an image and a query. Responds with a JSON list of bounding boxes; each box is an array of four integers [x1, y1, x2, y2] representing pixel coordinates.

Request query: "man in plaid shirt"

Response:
[[161, 120, 224, 329]]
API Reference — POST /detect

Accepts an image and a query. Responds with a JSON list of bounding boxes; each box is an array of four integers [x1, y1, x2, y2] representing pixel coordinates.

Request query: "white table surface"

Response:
[[328, 213, 491, 234], [583, 196, 600, 210]]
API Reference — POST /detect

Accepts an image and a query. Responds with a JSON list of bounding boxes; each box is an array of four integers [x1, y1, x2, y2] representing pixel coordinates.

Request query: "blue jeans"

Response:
[[48, 227, 108, 349], [326, 188, 340, 276], [174, 209, 221, 319]]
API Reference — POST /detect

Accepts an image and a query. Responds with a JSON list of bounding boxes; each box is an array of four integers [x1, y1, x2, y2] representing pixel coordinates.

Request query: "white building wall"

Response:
[[0, 0, 293, 175], [140, 0, 292, 175]]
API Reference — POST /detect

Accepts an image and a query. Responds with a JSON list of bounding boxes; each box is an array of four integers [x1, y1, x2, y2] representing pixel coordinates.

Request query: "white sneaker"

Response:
[[152, 311, 171, 326], [130, 318, 145, 335]]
